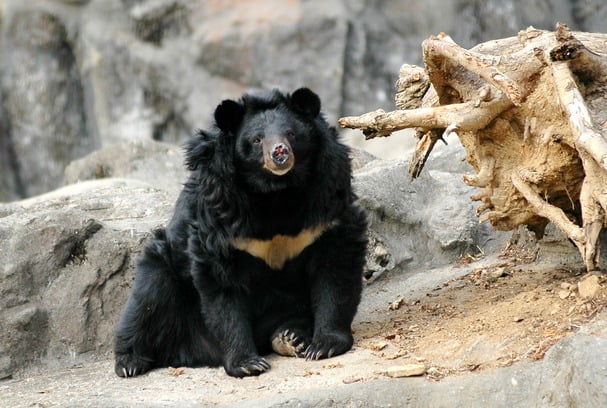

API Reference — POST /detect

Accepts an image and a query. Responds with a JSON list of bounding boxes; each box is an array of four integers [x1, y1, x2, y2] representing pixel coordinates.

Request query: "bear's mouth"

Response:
[[263, 156, 295, 175]]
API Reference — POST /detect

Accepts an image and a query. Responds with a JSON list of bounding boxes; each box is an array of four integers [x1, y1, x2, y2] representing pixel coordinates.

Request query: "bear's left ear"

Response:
[[214, 99, 245, 133], [290, 87, 321, 118]]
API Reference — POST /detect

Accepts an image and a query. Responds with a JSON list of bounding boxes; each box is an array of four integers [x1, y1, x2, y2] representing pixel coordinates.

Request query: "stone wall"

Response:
[[1, 0, 605, 200]]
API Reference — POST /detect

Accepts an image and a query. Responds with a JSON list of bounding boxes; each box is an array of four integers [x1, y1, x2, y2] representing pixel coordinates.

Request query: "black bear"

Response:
[[114, 88, 368, 378]]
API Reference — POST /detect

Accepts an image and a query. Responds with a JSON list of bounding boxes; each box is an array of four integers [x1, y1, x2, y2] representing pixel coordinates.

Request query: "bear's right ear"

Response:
[[214, 99, 245, 134], [184, 130, 216, 170]]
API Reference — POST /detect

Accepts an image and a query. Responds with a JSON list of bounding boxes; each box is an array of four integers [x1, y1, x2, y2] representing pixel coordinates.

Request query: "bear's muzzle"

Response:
[[263, 140, 295, 176]]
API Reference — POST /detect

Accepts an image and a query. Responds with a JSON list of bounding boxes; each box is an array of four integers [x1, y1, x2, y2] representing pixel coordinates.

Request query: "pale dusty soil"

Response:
[[2, 250, 606, 407], [358, 255, 607, 380]]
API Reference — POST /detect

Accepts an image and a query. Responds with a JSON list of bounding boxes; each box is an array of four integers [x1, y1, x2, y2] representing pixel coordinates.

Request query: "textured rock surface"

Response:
[[1, 259, 605, 407], [2, 6, 94, 197], [355, 138, 509, 281], [0, 179, 173, 379], [2, 0, 604, 200], [64, 139, 187, 197]]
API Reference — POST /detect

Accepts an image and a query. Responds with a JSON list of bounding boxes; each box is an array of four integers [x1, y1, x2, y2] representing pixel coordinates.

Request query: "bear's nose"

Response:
[[271, 143, 290, 165]]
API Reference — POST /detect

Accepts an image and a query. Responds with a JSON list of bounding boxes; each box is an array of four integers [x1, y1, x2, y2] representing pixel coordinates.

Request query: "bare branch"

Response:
[[338, 97, 512, 139], [580, 176, 603, 271], [407, 129, 444, 180], [511, 172, 585, 249], [549, 56, 607, 172]]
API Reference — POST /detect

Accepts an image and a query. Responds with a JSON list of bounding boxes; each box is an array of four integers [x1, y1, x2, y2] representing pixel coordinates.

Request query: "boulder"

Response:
[[355, 139, 509, 280], [64, 139, 187, 198], [1, 6, 95, 197], [0, 178, 173, 379]]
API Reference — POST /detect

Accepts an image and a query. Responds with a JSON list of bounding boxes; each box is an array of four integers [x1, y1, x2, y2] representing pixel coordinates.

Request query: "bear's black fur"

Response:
[[114, 88, 368, 378]]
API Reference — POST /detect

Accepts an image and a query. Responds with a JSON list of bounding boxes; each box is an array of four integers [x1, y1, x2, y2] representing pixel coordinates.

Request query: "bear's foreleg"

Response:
[[306, 275, 361, 360], [193, 264, 271, 377], [305, 212, 367, 360]]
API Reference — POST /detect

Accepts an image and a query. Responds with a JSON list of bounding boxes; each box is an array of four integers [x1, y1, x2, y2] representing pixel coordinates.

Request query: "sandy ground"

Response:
[[358, 257, 607, 380], [2, 249, 605, 407]]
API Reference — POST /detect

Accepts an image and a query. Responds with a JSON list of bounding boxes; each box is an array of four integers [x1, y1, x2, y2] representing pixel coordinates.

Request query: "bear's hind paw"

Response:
[[115, 354, 153, 378], [271, 329, 310, 357]]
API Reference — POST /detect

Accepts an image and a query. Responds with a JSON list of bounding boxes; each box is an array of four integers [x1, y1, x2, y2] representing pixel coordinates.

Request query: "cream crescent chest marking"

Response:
[[232, 223, 334, 270]]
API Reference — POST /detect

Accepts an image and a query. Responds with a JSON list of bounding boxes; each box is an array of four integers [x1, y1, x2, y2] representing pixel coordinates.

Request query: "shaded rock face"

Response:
[[2, 9, 93, 198], [128, 0, 191, 45], [0, 0, 599, 201], [355, 140, 508, 281]]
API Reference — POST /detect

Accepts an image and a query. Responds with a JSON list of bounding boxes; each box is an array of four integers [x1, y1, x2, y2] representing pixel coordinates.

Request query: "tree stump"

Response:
[[340, 24, 607, 272]]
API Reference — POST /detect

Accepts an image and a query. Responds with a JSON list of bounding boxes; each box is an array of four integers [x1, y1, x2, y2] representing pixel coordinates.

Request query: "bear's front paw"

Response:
[[305, 331, 353, 361], [225, 356, 271, 377], [271, 329, 311, 357], [115, 353, 153, 378]]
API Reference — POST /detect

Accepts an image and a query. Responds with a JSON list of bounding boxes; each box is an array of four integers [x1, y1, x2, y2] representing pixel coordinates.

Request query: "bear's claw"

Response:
[[115, 354, 153, 378], [228, 356, 271, 377], [271, 329, 311, 357], [303, 332, 352, 361]]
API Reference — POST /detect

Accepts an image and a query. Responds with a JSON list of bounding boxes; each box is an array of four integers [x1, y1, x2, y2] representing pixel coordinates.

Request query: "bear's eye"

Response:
[[252, 136, 262, 145], [285, 130, 295, 138]]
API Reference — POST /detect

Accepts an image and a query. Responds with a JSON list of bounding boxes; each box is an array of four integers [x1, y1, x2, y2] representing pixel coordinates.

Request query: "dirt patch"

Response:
[[356, 254, 607, 380]]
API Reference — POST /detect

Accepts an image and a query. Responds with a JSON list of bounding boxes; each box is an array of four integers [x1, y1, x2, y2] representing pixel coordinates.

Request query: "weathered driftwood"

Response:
[[340, 24, 607, 272]]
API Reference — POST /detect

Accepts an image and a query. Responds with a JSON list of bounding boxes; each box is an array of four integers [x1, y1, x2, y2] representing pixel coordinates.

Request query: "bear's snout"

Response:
[[271, 143, 290, 165], [263, 139, 295, 176]]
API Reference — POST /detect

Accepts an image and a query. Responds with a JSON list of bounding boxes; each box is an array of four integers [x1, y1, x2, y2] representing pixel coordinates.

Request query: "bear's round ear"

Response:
[[214, 99, 245, 133], [290, 87, 321, 118]]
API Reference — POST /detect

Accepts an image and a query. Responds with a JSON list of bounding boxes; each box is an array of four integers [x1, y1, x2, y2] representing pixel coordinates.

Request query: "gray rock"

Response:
[[56, 0, 91, 4], [0, 92, 22, 202], [572, 0, 607, 33], [64, 139, 187, 197], [354, 141, 508, 277], [0, 0, 593, 200], [75, 2, 163, 146], [1, 6, 95, 197], [0, 178, 173, 379], [195, 0, 347, 121], [128, 0, 190, 44]]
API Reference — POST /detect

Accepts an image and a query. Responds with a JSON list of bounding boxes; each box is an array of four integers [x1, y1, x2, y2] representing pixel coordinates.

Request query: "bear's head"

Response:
[[185, 88, 352, 244], [213, 87, 325, 193]]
